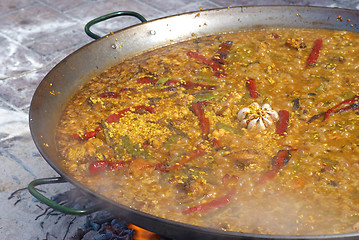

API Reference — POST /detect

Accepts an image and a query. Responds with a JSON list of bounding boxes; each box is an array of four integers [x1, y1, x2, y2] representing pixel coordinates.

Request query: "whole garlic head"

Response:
[[238, 102, 279, 131]]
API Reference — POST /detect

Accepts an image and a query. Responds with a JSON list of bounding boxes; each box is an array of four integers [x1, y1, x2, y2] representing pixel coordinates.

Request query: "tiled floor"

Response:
[[0, 0, 359, 239]]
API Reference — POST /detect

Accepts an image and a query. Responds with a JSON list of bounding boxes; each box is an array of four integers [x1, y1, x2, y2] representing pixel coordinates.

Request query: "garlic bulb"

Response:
[[238, 103, 279, 131]]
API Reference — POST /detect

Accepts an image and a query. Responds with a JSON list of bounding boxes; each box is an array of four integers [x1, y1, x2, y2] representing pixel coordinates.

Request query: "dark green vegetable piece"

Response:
[[120, 135, 151, 159], [216, 122, 243, 135], [163, 134, 181, 149]]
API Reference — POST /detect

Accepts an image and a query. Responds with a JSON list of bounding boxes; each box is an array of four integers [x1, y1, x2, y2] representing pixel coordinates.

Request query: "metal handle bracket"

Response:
[[85, 11, 147, 39], [28, 177, 100, 215]]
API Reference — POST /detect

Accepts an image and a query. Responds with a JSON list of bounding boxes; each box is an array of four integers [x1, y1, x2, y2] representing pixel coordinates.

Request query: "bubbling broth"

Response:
[[56, 28, 359, 235]]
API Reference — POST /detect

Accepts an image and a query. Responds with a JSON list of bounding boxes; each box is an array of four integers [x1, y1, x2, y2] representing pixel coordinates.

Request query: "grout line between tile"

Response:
[[0, 47, 60, 82], [0, 97, 19, 111], [3, 150, 37, 178], [207, 0, 223, 8], [0, 1, 39, 19], [132, 0, 169, 15], [0, 95, 31, 116], [36, 0, 81, 16]]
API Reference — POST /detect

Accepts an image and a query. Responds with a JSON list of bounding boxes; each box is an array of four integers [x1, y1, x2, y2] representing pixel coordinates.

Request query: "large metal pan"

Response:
[[28, 6, 359, 240]]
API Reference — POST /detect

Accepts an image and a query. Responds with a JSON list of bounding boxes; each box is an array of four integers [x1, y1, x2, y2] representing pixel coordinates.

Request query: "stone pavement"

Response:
[[0, 0, 358, 239]]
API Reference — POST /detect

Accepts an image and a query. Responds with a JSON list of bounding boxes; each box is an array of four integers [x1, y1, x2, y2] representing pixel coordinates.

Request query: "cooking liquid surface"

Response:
[[56, 29, 359, 235]]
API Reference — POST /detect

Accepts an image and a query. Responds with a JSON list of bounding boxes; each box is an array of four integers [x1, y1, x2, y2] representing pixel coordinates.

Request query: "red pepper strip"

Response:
[[106, 105, 154, 124], [83, 128, 101, 139], [211, 41, 233, 65], [142, 140, 150, 149], [72, 134, 80, 139], [89, 160, 129, 174], [217, 41, 233, 54], [74, 105, 155, 140], [324, 95, 359, 121], [98, 88, 135, 98], [307, 112, 325, 124], [72, 125, 103, 140], [98, 92, 120, 98], [89, 161, 108, 174], [137, 77, 216, 90], [271, 150, 291, 171], [336, 102, 359, 113], [221, 174, 239, 185], [210, 138, 221, 148], [137, 77, 158, 84], [213, 71, 228, 78], [156, 146, 206, 171], [186, 51, 227, 78], [306, 38, 322, 69], [182, 187, 236, 214], [276, 110, 290, 136], [246, 78, 259, 98], [186, 51, 223, 71], [191, 102, 210, 139], [256, 150, 291, 185]]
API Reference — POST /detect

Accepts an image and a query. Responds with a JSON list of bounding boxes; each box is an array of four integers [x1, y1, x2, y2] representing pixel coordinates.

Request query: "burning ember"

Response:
[[71, 214, 134, 240], [71, 214, 161, 240], [9, 187, 162, 240]]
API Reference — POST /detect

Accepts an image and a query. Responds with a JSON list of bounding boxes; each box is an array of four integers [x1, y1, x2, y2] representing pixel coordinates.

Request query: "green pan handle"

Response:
[[85, 11, 147, 39], [28, 177, 100, 215]]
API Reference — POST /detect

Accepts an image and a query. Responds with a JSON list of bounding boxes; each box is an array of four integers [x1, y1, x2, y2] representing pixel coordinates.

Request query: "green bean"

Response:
[[216, 122, 243, 135], [193, 92, 220, 102], [155, 77, 170, 88], [322, 158, 339, 167], [163, 134, 181, 149], [341, 91, 356, 99], [120, 135, 151, 159], [315, 82, 327, 92]]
